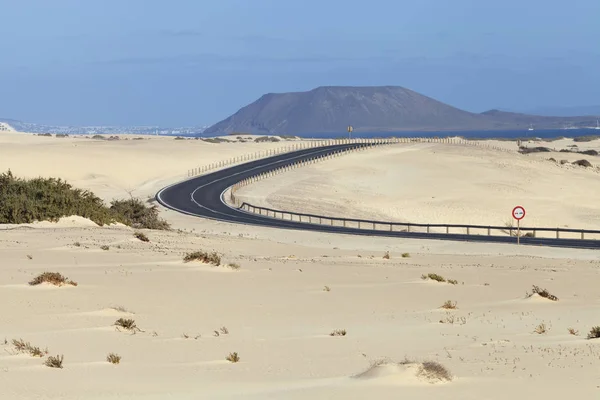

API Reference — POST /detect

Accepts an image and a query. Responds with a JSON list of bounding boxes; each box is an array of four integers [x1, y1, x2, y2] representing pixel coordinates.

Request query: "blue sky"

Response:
[[0, 0, 599, 126]]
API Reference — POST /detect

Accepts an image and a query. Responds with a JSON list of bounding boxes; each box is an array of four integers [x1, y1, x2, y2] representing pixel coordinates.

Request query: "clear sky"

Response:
[[1, 0, 599, 126]]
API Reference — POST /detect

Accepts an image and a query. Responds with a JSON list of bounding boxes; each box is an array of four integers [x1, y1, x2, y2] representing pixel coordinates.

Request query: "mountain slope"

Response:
[[205, 86, 597, 135]]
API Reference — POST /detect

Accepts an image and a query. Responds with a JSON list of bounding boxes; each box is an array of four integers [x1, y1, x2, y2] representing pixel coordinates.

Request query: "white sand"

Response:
[[1, 133, 600, 399]]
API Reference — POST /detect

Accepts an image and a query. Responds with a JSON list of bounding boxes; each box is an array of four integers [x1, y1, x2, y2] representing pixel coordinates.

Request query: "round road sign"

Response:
[[512, 206, 526, 220]]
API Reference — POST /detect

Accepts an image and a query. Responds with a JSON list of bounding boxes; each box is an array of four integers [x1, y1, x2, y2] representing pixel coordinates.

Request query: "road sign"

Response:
[[512, 206, 525, 220], [512, 206, 526, 245]]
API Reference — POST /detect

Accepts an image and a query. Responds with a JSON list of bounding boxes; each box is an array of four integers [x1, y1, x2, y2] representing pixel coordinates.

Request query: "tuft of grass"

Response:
[[114, 318, 142, 333], [183, 251, 221, 266], [134, 231, 149, 242], [383, 251, 390, 259], [417, 361, 453, 382], [440, 300, 457, 310], [439, 313, 467, 325], [106, 353, 121, 364], [73, 242, 81, 247], [528, 285, 558, 301], [226, 352, 240, 363], [11, 339, 48, 357], [447, 279, 458, 285], [568, 328, 579, 336], [44, 354, 64, 368], [587, 326, 600, 339], [323, 285, 331, 292], [401, 253, 410, 258], [227, 262, 241, 270], [220, 326, 229, 335], [111, 306, 131, 313], [534, 323, 548, 334], [100, 245, 109, 251], [422, 273, 446, 282], [330, 329, 347, 337], [29, 272, 77, 287]]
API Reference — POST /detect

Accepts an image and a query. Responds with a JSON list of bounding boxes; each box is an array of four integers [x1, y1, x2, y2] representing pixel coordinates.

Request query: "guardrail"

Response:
[[235, 202, 600, 241], [188, 136, 515, 177]]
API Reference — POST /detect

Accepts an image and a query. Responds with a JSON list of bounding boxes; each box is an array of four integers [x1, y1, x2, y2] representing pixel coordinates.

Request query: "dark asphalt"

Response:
[[156, 144, 600, 249]]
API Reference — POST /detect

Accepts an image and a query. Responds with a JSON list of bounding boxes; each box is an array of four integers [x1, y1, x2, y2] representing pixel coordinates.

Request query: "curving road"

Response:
[[156, 144, 600, 249]]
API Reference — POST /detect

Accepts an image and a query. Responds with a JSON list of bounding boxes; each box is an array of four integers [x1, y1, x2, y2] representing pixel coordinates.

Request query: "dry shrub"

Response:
[[383, 251, 390, 259], [323, 286, 331, 292], [401, 253, 410, 258], [11, 339, 48, 357], [528, 285, 558, 301], [440, 300, 457, 310], [534, 323, 547, 334], [227, 262, 240, 270], [422, 273, 446, 282], [417, 361, 452, 382], [568, 328, 579, 336], [100, 245, 109, 251], [106, 353, 121, 364], [439, 313, 466, 325], [134, 231, 149, 242], [226, 352, 240, 363], [29, 272, 77, 287], [184, 251, 221, 266], [114, 318, 142, 333], [330, 329, 347, 337], [587, 326, 600, 339], [447, 279, 458, 285], [44, 354, 64, 368]]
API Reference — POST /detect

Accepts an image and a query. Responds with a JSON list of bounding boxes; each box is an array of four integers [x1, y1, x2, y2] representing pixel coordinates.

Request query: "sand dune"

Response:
[[1, 134, 600, 399]]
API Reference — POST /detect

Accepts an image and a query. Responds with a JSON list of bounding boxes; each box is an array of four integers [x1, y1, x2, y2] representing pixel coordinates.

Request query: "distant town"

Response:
[[0, 119, 209, 136]]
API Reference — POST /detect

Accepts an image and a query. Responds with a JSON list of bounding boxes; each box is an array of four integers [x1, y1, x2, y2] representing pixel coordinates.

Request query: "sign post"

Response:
[[512, 206, 526, 245], [347, 125, 353, 140]]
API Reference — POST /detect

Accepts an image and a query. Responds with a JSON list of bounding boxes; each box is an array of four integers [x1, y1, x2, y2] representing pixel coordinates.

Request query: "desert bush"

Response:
[[106, 353, 121, 364], [447, 279, 458, 285], [421, 273, 446, 282], [11, 339, 47, 357], [134, 231, 150, 242], [560, 159, 569, 165], [254, 136, 280, 143], [55, 133, 69, 138], [201, 137, 228, 143], [109, 198, 170, 230], [573, 135, 600, 142], [330, 329, 347, 337], [440, 300, 457, 309], [114, 318, 142, 333], [528, 285, 558, 301], [227, 262, 240, 270], [401, 253, 410, 258], [579, 149, 599, 156], [100, 245, 109, 251], [91, 134, 105, 140], [417, 361, 452, 382], [226, 352, 240, 363], [183, 251, 221, 266], [0, 171, 169, 229], [572, 159, 592, 168], [37, 133, 52, 137], [587, 326, 600, 339], [44, 354, 64, 368], [29, 272, 77, 287], [439, 313, 467, 325], [73, 242, 81, 247], [323, 285, 331, 292], [568, 328, 579, 336], [534, 323, 547, 334], [383, 251, 390, 259], [519, 146, 551, 154]]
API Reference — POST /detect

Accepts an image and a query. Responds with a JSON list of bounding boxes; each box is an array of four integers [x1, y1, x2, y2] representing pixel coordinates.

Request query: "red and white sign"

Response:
[[512, 206, 526, 220]]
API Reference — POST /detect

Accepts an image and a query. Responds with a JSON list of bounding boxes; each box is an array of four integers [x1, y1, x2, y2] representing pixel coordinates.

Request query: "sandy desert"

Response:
[[1, 130, 600, 399]]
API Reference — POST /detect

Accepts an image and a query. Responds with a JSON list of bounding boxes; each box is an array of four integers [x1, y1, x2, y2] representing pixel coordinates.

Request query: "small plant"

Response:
[[29, 272, 77, 287], [227, 263, 241, 270], [447, 279, 458, 285], [528, 285, 558, 301], [587, 326, 600, 339], [114, 318, 142, 333], [568, 328, 579, 336], [417, 361, 452, 382], [383, 251, 390, 259], [100, 245, 109, 251], [422, 273, 446, 282], [73, 242, 81, 247], [134, 232, 149, 242], [11, 339, 48, 357], [401, 253, 410, 258], [226, 352, 240, 363], [220, 326, 229, 335], [440, 300, 457, 310], [111, 306, 131, 313], [44, 354, 64, 368], [323, 286, 331, 292], [27, 254, 33, 260], [183, 251, 221, 266], [330, 329, 347, 337], [534, 323, 547, 334], [106, 353, 121, 364], [439, 313, 467, 325]]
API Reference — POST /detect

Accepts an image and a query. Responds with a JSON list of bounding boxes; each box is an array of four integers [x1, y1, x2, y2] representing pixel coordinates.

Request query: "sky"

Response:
[[0, 0, 599, 126]]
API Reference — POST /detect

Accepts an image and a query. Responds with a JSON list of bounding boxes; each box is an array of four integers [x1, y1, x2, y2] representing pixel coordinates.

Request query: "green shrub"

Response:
[[0, 171, 169, 230]]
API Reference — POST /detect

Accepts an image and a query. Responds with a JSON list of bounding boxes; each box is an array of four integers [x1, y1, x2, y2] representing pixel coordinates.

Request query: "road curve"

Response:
[[156, 144, 600, 249]]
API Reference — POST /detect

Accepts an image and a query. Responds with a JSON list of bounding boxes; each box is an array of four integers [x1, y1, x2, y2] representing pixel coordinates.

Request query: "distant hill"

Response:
[[204, 86, 598, 135], [521, 105, 600, 117]]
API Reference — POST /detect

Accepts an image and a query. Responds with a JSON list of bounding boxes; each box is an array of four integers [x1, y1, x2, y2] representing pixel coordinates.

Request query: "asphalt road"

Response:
[[156, 144, 600, 249]]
